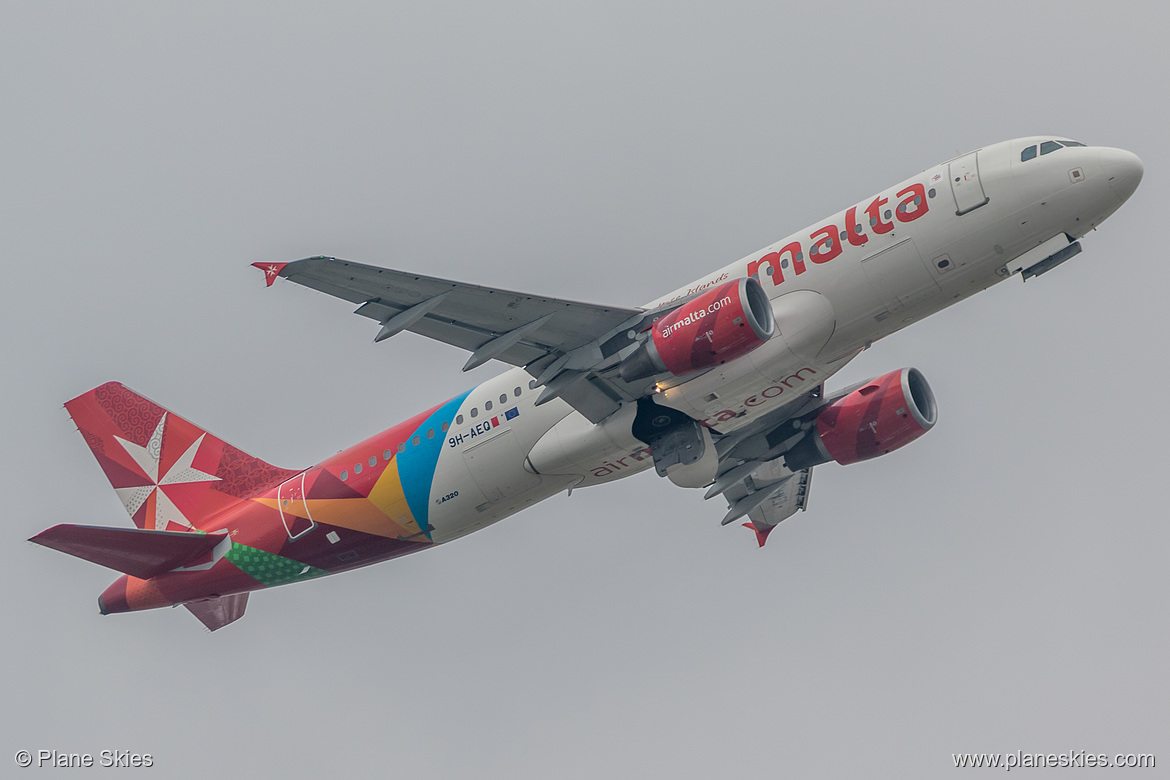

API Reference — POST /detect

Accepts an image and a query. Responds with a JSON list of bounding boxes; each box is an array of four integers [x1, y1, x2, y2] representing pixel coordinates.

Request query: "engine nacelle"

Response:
[[620, 278, 775, 382], [785, 368, 937, 470]]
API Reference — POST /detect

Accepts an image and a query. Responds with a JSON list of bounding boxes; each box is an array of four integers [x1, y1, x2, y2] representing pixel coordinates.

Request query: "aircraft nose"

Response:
[[1099, 147, 1143, 203]]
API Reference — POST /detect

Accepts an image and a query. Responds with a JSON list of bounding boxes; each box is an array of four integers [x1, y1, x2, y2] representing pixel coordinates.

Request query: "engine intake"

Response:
[[620, 278, 775, 382], [785, 367, 937, 470]]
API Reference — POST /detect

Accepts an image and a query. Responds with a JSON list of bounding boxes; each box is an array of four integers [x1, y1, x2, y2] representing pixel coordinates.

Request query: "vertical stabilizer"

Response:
[[66, 382, 300, 531]]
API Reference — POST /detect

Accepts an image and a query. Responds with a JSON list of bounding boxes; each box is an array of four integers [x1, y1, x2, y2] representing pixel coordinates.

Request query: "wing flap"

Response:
[[715, 459, 813, 545], [29, 524, 225, 579], [745, 467, 812, 530]]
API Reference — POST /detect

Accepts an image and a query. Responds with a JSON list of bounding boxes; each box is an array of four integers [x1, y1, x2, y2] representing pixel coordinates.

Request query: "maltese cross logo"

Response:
[[112, 414, 220, 530], [251, 261, 288, 287]]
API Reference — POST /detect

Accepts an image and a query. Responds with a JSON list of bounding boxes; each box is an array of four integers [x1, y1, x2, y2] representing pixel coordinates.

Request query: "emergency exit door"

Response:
[[861, 238, 940, 313]]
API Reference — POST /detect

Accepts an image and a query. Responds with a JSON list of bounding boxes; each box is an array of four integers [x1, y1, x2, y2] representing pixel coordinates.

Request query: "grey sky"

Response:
[[3, 2, 1166, 777]]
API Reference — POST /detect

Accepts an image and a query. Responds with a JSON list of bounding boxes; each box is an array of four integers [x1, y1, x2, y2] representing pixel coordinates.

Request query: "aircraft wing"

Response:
[[698, 385, 823, 546], [719, 463, 812, 547], [256, 257, 659, 423]]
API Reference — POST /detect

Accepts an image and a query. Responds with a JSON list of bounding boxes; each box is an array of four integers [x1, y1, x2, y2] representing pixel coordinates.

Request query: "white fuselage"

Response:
[[416, 137, 1141, 543]]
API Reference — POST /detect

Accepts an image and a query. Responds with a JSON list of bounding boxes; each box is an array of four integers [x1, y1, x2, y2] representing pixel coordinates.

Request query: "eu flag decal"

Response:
[[504, 407, 520, 421]]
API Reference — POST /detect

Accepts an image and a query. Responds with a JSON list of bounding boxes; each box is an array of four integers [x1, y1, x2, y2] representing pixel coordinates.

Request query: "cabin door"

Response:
[[949, 151, 989, 215]]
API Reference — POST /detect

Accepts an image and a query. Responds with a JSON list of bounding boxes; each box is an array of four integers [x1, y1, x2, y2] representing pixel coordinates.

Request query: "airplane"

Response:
[[31, 136, 1142, 630]]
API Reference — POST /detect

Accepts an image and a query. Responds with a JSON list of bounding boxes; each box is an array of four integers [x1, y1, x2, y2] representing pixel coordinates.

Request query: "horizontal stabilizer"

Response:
[[184, 593, 248, 631], [29, 524, 225, 579]]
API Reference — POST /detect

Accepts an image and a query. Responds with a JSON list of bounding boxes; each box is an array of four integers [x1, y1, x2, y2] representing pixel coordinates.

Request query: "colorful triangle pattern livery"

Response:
[[33, 137, 1143, 629], [36, 382, 467, 629]]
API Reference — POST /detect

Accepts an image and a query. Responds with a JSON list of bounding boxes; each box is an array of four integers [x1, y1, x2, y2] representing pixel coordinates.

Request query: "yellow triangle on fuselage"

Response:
[[365, 456, 423, 536], [252, 457, 422, 539]]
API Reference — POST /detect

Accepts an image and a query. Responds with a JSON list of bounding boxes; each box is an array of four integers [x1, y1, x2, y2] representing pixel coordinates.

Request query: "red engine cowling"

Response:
[[785, 368, 938, 470], [619, 278, 775, 382]]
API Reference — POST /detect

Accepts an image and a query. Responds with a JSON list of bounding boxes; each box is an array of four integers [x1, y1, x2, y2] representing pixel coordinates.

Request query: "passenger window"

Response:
[[369, 456, 377, 467], [528, 380, 538, 389], [1040, 140, 1063, 155], [383, 449, 392, 460], [355, 463, 362, 474], [427, 428, 434, 439], [1021, 145, 1037, 161], [499, 394, 507, 404], [471, 408, 478, 418], [514, 387, 522, 397], [340, 470, 348, 481], [456, 414, 464, 425], [398, 442, 406, 453], [441, 421, 449, 432], [412, 435, 420, 446], [485, 400, 493, 411]]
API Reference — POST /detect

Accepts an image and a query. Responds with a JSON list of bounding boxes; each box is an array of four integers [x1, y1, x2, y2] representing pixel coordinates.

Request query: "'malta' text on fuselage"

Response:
[[747, 183, 929, 285]]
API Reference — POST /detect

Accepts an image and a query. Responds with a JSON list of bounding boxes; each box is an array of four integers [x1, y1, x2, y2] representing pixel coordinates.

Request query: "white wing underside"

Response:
[[725, 463, 813, 531]]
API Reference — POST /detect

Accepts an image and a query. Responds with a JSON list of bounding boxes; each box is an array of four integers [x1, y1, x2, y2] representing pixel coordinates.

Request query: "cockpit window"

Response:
[[1021, 145, 1037, 161], [1060, 140, 1086, 147], [1040, 140, 1063, 155]]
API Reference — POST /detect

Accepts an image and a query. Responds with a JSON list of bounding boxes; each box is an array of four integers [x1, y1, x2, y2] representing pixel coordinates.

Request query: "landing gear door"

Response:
[[949, 152, 989, 215]]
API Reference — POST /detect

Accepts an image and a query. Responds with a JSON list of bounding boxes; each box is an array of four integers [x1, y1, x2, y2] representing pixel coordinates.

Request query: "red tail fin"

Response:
[[66, 382, 299, 531]]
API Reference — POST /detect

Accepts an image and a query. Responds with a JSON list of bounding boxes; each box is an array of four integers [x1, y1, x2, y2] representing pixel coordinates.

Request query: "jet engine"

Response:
[[620, 278, 775, 382], [785, 367, 937, 470]]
